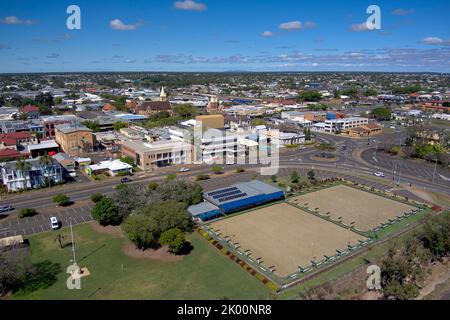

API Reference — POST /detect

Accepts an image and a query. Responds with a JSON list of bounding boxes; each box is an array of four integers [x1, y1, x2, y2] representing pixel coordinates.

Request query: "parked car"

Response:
[[374, 172, 385, 178], [50, 217, 60, 230], [179, 168, 190, 173], [0, 205, 13, 213]]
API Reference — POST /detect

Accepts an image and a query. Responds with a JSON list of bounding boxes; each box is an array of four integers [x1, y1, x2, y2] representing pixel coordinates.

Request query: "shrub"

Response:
[[196, 174, 210, 181], [212, 165, 224, 174], [53, 194, 70, 206], [90, 193, 104, 203], [148, 182, 159, 191], [166, 173, 177, 181], [236, 168, 245, 173], [19, 208, 38, 218]]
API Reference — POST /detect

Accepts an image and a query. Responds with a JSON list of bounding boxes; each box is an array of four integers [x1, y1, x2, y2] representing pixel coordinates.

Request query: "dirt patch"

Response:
[[417, 258, 450, 300], [89, 221, 124, 237], [122, 242, 184, 262]]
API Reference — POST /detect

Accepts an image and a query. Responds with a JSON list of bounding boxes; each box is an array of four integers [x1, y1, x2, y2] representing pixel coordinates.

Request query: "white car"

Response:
[[374, 172, 385, 178], [50, 217, 60, 230], [179, 168, 190, 173]]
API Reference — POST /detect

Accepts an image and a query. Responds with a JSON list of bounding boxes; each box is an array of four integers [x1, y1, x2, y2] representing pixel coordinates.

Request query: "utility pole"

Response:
[[432, 157, 438, 183], [70, 219, 77, 268]]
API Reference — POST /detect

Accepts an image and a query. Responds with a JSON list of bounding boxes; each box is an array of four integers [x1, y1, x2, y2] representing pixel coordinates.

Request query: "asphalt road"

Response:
[[1, 134, 448, 239]]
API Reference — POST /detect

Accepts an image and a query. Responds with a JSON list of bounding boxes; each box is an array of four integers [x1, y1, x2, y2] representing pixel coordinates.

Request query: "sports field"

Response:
[[289, 185, 416, 232], [209, 203, 366, 278]]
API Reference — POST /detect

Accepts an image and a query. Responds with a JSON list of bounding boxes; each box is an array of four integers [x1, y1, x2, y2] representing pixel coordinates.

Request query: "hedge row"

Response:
[[197, 228, 279, 292]]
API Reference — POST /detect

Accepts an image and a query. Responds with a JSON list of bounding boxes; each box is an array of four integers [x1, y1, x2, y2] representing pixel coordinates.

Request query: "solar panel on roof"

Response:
[[211, 189, 242, 199], [207, 187, 238, 197], [217, 193, 248, 203]]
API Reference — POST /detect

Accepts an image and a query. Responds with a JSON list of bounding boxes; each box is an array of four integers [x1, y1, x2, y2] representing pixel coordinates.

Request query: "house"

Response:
[[19, 105, 40, 119], [53, 153, 76, 177], [346, 123, 383, 137], [86, 159, 133, 177], [0, 132, 37, 151], [0, 148, 25, 161], [0, 158, 63, 192], [55, 124, 94, 157]]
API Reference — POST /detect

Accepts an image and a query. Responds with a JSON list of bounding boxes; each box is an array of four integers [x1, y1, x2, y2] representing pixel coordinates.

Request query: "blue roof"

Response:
[[203, 181, 283, 206]]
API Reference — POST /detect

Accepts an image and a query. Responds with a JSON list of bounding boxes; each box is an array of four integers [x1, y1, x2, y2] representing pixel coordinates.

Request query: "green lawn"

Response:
[[12, 223, 271, 300]]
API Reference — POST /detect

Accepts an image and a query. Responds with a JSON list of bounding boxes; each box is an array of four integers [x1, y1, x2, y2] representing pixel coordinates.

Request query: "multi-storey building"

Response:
[[324, 117, 369, 133], [0, 158, 63, 192]]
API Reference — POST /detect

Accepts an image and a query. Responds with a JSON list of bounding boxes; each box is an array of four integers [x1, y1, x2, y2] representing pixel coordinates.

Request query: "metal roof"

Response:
[[204, 180, 283, 206], [187, 202, 220, 217]]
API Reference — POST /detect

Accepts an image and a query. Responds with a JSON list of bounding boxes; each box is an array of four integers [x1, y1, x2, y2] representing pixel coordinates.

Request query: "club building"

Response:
[[188, 181, 285, 221]]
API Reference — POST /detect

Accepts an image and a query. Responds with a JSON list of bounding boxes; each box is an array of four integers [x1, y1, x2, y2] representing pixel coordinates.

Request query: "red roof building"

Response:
[[0, 148, 27, 160]]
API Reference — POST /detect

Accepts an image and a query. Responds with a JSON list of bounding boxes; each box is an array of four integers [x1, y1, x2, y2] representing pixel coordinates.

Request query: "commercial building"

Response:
[[188, 180, 285, 221], [195, 115, 225, 130], [324, 117, 369, 133], [0, 158, 63, 192], [41, 115, 78, 139], [121, 139, 192, 171], [195, 130, 245, 164], [55, 124, 94, 157], [0, 120, 44, 135]]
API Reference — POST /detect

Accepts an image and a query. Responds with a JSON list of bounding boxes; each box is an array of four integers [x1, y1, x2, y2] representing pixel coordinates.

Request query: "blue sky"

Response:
[[0, 0, 449, 73]]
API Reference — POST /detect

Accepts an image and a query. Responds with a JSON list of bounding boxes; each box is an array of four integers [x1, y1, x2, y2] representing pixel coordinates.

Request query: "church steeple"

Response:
[[160, 86, 167, 102]]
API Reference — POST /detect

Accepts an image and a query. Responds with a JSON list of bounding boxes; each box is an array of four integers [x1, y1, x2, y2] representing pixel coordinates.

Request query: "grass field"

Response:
[[289, 185, 416, 232], [11, 223, 271, 300], [209, 203, 366, 278]]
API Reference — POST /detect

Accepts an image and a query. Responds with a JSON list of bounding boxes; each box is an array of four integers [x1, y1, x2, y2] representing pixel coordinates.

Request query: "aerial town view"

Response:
[[0, 0, 449, 311]]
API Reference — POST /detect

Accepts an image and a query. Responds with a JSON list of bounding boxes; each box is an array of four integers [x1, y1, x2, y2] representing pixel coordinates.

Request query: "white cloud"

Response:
[[349, 22, 374, 32], [304, 21, 317, 29], [0, 16, 37, 25], [261, 31, 274, 37], [110, 19, 143, 31], [174, 0, 207, 12], [279, 21, 302, 30], [392, 8, 415, 16], [420, 37, 450, 46]]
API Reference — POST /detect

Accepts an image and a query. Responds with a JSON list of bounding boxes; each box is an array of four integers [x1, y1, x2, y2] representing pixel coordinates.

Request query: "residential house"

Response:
[[0, 158, 63, 192]]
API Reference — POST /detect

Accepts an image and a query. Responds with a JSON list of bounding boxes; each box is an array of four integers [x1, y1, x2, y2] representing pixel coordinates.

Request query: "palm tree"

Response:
[[14, 159, 31, 189], [39, 155, 53, 187]]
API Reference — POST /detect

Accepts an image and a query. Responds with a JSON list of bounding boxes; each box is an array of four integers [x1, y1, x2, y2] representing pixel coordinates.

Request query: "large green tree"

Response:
[[297, 90, 322, 102], [159, 228, 185, 254], [122, 215, 155, 249], [92, 197, 121, 226]]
